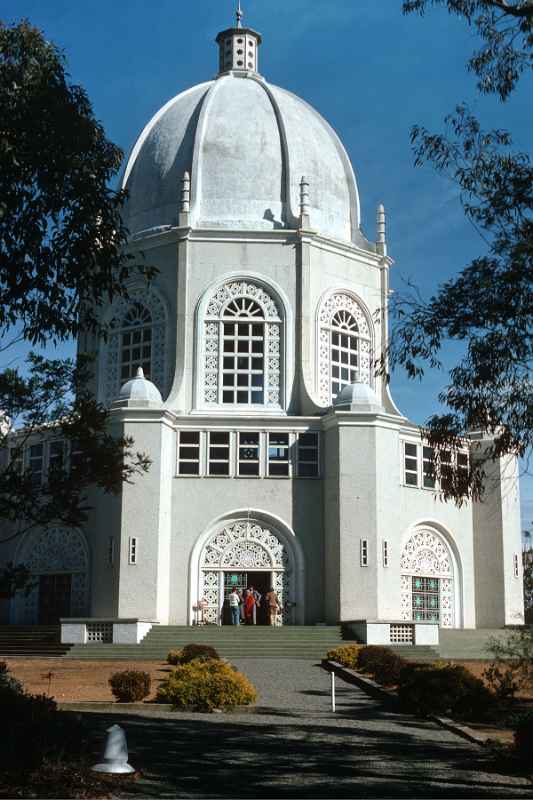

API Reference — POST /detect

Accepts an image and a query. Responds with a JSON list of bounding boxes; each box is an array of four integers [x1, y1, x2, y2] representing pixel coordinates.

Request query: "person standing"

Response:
[[243, 587, 256, 625], [228, 586, 241, 626], [248, 584, 262, 625], [265, 587, 281, 626]]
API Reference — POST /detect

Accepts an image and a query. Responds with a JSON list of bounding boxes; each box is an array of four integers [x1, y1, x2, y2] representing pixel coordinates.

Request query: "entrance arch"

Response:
[[399, 525, 461, 628], [12, 527, 89, 624], [190, 511, 304, 625]]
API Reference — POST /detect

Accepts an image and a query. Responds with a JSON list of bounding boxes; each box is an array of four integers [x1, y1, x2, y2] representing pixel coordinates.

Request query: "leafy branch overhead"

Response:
[[391, 1, 533, 501], [0, 21, 153, 558], [403, 0, 533, 100]]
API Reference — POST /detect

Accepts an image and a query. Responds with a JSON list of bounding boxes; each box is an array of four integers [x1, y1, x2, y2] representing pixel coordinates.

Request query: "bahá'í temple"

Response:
[[0, 8, 524, 647]]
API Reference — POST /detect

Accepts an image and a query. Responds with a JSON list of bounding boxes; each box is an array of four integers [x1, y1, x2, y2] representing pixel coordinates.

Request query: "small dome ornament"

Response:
[[115, 367, 163, 407], [333, 379, 382, 414]]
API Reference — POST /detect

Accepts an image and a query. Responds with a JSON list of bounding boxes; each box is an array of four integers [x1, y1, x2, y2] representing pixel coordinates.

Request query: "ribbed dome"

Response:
[[122, 71, 361, 243], [117, 367, 163, 406]]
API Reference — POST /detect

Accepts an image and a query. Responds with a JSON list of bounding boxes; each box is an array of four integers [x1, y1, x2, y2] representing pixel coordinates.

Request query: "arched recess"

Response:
[[316, 289, 374, 407], [189, 510, 305, 625], [99, 285, 169, 405], [194, 273, 293, 413], [12, 527, 90, 624], [399, 523, 462, 628]]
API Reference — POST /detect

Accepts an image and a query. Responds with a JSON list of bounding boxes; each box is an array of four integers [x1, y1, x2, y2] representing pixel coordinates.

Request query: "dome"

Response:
[[333, 381, 382, 413], [122, 21, 361, 244], [117, 367, 163, 406]]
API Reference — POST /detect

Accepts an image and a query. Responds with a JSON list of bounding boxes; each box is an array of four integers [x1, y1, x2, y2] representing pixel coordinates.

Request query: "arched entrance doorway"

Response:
[[191, 514, 304, 625], [12, 528, 89, 624], [399, 526, 460, 628]]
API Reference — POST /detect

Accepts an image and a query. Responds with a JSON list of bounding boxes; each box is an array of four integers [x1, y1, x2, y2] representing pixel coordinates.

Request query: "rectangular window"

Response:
[[268, 432, 290, 477], [457, 451, 469, 480], [422, 446, 436, 489], [108, 537, 115, 566], [9, 447, 23, 475], [404, 442, 419, 486], [360, 539, 368, 567], [208, 432, 231, 476], [238, 432, 260, 476], [128, 537, 138, 565], [513, 553, 519, 578], [178, 431, 201, 475], [382, 540, 389, 567], [29, 443, 44, 488], [70, 439, 83, 472], [412, 576, 440, 622], [222, 321, 264, 405], [49, 440, 65, 473], [297, 432, 319, 477]]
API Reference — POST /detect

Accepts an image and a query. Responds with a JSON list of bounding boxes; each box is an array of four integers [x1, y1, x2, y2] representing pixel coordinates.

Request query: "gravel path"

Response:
[[82, 659, 533, 799]]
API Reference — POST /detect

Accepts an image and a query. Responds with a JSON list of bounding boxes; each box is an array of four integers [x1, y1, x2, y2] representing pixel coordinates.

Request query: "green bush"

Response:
[[156, 658, 257, 712], [483, 663, 519, 705], [326, 644, 362, 669], [356, 646, 406, 686], [398, 662, 495, 719], [109, 670, 151, 702], [512, 712, 533, 760], [179, 643, 220, 663], [167, 649, 183, 665]]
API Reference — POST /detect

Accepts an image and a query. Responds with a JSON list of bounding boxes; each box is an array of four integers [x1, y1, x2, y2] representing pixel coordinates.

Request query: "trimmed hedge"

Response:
[[398, 662, 495, 719], [512, 712, 533, 760], [356, 646, 406, 686], [326, 644, 362, 669], [167, 644, 220, 666], [109, 670, 151, 702], [156, 658, 257, 712]]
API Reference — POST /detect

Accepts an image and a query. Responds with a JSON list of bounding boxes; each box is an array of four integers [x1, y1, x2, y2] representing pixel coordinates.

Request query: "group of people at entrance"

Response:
[[228, 586, 281, 625]]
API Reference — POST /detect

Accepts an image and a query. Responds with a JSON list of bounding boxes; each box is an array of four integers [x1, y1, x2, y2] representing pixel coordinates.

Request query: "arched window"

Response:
[[102, 289, 167, 405], [318, 292, 372, 405], [120, 303, 153, 382], [203, 280, 282, 408]]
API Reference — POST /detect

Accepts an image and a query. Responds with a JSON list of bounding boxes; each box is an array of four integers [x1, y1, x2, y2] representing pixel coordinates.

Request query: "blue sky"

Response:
[[4, 0, 532, 527]]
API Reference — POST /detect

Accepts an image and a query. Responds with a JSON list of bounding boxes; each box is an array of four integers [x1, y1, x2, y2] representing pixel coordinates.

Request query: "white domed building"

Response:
[[4, 12, 524, 643]]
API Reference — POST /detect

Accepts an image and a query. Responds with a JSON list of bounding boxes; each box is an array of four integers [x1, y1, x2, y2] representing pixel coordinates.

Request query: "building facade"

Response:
[[1, 14, 525, 634]]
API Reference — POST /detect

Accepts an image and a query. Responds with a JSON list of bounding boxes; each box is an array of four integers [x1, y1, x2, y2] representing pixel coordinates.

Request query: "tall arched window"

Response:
[[318, 292, 372, 405], [203, 280, 282, 408], [102, 289, 167, 405], [120, 303, 153, 381]]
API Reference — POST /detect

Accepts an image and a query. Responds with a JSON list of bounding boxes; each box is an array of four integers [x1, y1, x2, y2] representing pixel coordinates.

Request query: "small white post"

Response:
[[92, 724, 135, 774], [330, 671, 336, 713]]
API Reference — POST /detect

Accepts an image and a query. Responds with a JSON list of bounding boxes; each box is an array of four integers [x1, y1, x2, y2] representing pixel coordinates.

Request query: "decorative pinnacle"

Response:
[[136, 367, 145, 378], [236, 0, 243, 28], [300, 176, 310, 217], [376, 203, 387, 256], [180, 171, 191, 213]]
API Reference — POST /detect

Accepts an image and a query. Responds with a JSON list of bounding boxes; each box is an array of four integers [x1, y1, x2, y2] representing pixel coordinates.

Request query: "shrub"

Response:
[[167, 649, 183, 665], [483, 663, 519, 706], [0, 662, 82, 771], [109, 670, 151, 702], [512, 712, 533, 760], [179, 643, 220, 663], [156, 658, 257, 712], [356, 646, 406, 686], [398, 662, 495, 719], [326, 644, 362, 669]]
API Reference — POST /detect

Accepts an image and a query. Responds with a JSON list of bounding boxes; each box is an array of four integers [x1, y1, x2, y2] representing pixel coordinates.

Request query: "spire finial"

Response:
[[236, 1, 243, 28]]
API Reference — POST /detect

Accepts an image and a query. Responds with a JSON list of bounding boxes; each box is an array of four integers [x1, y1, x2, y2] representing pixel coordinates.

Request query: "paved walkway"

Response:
[[83, 659, 533, 798]]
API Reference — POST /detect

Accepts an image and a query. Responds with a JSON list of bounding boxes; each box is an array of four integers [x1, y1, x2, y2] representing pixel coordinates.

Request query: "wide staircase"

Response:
[[0, 626, 72, 658], [65, 625, 348, 660]]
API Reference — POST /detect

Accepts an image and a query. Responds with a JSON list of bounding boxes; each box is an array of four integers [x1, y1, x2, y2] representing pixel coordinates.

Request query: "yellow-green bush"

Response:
[[326, 644, 362, 669], [156, 658, 257, 712], [167, 649, 183, 666]]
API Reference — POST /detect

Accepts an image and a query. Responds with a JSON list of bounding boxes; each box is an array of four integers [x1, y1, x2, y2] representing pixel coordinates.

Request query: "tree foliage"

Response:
[[389, 1, 533, 501], [0, 21, 151, 571], [403, 1, 533, 100]]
